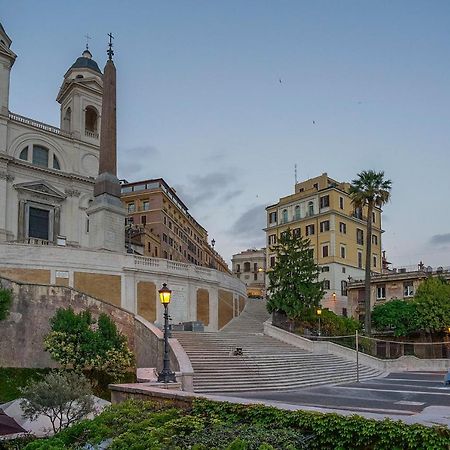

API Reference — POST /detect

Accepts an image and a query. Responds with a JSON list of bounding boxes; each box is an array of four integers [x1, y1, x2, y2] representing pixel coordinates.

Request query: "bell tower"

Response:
[[56, 47, 103, 142], [0, 23, 16, 118]]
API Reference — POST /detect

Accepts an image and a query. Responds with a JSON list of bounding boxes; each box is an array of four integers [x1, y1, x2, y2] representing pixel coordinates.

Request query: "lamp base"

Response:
[[157, 370, 177, 383]]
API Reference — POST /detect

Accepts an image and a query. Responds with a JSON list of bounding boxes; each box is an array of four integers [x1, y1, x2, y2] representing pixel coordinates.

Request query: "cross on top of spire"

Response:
[[107, 32, 114, 60], [84, 33, 91, 50]]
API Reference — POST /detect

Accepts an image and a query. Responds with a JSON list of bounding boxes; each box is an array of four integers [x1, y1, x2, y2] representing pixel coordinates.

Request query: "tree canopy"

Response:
[[266, 229, 324, 319]]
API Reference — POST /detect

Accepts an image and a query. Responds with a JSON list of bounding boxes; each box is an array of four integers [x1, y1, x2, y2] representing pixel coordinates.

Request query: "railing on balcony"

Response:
[[9, 112, 71, 137], [85, 129, 99, 139]]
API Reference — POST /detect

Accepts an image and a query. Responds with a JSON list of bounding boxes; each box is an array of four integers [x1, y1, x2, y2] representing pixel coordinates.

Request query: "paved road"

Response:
[[221, 372, 450, 424]]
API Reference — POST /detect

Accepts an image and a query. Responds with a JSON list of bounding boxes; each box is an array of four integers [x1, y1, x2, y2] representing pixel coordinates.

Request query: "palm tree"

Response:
[[349, 170, 392, 336]]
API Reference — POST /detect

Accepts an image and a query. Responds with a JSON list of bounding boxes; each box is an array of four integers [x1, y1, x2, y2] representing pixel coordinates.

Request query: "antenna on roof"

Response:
[[294, 163, 298, 184]]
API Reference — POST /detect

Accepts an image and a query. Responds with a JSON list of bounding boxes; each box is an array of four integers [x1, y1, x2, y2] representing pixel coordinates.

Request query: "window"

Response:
[[162, 233, 168, 243], [342, 308, 348, 317], [28, 207, 49, 240], [372, 212, 376, 224], [270, 256, 275, 268], [282, 209, 288, 224], [373, 254, 377, 268], [322, 245, 329, 257], [254, 273, 258, 281], [85, 106, 98, 132], [236, 264, 240, 273], [339, 222, 347, 234], [342, 267, 346, 273], [339, 197, 344, 209], [354, 207, 363, 220], [323, 280, 330, 290], [294, 205, 301, 220], [143, 200, 150, 211], [268, 212, 277, 223], [141, 215, 147, 225], [340, 245, 346, 259], [319, 195, 329, 209], [313, 183, 319, 189], [320, 220, 330, 232], [128, 202, 135, 213], [53, 155, 60, 170], [19, 148, 28, 160], [32, 145, 49, 167], [356, 228, 364, 245], [321, 266, 330, 272], [404, 281, 414, 297], [376, 285, 386, 300], [244, 262, 251, 272], [306, 224, 315, 236], [341, 280, 348, 296], [372, 234, 378, 245], [254, 263, 258, 272], [293, 228, 301, 237], [268, 234, 277, 245], [357, 251, 363, 268], [307, 201, 314, 216]]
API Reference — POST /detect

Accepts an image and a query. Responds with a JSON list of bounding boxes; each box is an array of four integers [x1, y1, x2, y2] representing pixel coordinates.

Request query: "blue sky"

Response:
[[3, 1, 450, 267]]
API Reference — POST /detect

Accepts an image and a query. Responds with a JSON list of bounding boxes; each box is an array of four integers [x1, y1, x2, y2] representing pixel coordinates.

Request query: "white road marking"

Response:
[[338, 386, 450, 396], [395, 401, 425, 406]]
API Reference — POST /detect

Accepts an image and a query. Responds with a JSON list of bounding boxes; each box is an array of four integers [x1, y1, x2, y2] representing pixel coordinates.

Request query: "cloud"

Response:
[[228, 204, 267, 247], [430, 233, 450, 245], [174, 169, 242, 209], [118, 145, 159, 180]]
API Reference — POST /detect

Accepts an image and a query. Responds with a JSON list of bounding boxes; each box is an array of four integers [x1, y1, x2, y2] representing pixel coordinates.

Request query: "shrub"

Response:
[[0, 283, 12, 321]]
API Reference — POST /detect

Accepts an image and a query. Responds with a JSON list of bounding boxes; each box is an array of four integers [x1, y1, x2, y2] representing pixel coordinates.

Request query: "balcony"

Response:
[[85, 129, 99, 139], [9, 112, 70, 137]]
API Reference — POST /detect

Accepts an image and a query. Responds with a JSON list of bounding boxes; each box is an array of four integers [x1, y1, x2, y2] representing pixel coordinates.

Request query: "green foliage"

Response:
[[319, 309, 360, 336], [0, 283, 12, 321], [372, 299, 419, 336], [267, 229, 324, 319], [0, 367, 50, 403], [24, 399, 450, 450], [43, 308, 134, 380], [20, 371, 95, 434], [413, 277, 450, 333]]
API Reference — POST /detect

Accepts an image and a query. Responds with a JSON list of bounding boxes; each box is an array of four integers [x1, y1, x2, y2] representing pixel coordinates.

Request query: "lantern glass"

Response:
[[316, 308, 322, 316], [159, 283, 172, 304]]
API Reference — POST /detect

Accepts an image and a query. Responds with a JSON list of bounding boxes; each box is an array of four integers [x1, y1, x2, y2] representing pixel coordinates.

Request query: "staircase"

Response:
[[173, 299, 383, 393]]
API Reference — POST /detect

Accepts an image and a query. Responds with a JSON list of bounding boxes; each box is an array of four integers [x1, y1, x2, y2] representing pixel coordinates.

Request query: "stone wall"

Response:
[[0, 276, 135, 368]]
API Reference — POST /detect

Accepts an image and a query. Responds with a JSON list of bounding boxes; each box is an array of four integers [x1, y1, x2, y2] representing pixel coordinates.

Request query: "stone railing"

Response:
[[85, 129, 99, 139], [9, 112, 71, 137]]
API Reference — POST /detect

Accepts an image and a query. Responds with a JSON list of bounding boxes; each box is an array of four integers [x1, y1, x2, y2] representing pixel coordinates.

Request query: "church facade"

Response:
[[0, 23, 102, 248]]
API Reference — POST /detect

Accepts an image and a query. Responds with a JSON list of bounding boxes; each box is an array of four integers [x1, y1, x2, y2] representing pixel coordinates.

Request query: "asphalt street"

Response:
[[223, 372, 450, 417]]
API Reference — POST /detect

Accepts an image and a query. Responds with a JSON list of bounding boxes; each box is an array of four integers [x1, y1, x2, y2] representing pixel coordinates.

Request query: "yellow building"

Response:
[[265, 173, 383, 315]]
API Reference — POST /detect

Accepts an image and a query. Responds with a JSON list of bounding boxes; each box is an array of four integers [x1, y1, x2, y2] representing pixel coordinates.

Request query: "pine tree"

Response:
[[267, 229, 324, 319]]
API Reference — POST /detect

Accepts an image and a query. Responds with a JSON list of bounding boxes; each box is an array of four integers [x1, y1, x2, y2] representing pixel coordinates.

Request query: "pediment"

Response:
[[57, 78, 102, 103], [14, 181, 66, 200]]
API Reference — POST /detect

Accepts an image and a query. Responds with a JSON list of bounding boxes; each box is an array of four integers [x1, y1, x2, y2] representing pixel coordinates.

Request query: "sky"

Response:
[[2, 1, 450, 268]]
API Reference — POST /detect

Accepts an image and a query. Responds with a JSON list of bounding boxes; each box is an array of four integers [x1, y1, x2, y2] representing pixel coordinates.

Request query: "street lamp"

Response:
[[157, 283, 177, 383], [211, 239, 216, 269], [332, 292, 336, 302], [317, 308, 322, 336]]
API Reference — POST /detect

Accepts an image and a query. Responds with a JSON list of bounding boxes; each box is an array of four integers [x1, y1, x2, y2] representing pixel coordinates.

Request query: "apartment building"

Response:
[[120, 178, 230, 273], [348, 263, 450, 320], [265, 173, 383, 314], [231, 248, 266, 297]]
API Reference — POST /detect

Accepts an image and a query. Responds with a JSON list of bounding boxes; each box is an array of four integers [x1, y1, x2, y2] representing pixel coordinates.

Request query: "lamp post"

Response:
[[317, 308, 322, 336], [211, 238, 216, 269], [157, 283, 177, 383]]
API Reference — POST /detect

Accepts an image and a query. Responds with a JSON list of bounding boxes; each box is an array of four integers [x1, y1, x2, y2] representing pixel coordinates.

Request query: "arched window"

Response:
[[294, 205, 300, 220], [341, 280, 348, 296], [63, 107, 71, 132], [53, 155, 61, 170], [19, 147, 28, 160], [308, 201, 314, 216], [282, 209, 288, 223], [32, 145, 49, 167], [85, 106, 98, 132], [244, 262, 251, 272]]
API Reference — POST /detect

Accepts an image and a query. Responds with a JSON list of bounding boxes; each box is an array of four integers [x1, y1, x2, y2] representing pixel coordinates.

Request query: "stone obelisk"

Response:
[[87, 34, 126, 252]]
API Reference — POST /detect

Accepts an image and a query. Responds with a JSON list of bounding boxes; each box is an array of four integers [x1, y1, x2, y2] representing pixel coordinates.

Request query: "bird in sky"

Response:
[[312, 120, 316, 124]]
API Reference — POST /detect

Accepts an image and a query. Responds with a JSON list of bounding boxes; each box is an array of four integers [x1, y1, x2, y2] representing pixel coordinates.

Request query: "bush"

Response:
[[0, 284, 12, 321], [22, 399, 450, 450], [44, 308, 134, 381]]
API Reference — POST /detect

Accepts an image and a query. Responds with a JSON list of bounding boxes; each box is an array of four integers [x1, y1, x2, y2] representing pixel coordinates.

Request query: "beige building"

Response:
[[232, 248, 266, 297], [121, 178, 230, 273], [265, 173, 383, 315], [348, 263, 450, 320]]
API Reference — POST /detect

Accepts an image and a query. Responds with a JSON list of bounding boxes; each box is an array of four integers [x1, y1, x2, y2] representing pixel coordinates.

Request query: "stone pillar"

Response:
[[87, 50, 126, 252]]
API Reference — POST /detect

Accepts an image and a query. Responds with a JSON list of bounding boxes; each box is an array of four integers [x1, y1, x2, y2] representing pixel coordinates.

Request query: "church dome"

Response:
[[70, 49, 102, 74]]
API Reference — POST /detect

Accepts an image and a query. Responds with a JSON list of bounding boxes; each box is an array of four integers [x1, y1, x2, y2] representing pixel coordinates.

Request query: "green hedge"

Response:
[[8, 399, 449, 450]]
